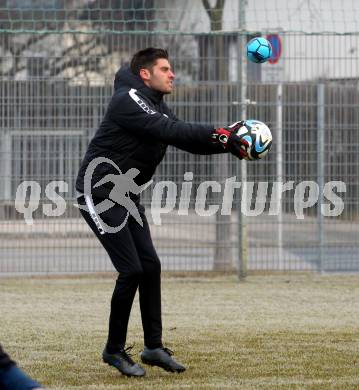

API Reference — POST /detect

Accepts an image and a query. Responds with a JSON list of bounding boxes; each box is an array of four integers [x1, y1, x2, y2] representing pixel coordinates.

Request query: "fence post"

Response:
[[213, 34, 232, 271], [317, 83, 325, 273], [237, 1, 248, 279], [0, 131, 12, 210], [276, 83, 283, 269], [213, 85, 231, 271]]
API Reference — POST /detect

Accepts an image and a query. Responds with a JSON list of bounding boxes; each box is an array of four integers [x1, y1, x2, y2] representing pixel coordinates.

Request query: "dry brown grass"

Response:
[[1, 273, 359, 389]]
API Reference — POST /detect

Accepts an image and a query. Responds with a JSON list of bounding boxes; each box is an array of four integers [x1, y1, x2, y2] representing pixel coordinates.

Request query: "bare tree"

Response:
[[198, 0, 228, 81], [202, 0, 226, 31], [0, 0, 155, 81]]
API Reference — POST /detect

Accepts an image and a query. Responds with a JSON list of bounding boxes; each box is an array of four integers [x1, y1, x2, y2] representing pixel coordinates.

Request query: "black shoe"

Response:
[[140, 347, 186, 373], [102, 345, 146, 377]]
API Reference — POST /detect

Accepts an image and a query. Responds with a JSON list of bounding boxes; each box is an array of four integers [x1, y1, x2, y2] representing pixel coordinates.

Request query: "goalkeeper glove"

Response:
[[212, 121, 249, 160]]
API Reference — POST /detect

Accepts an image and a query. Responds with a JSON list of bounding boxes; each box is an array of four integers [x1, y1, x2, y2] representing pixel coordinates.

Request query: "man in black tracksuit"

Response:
[[75, 48, 248, 377]]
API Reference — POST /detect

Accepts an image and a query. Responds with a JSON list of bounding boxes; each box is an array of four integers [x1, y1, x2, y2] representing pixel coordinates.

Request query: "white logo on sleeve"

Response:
[[129, 88, 156, 115]]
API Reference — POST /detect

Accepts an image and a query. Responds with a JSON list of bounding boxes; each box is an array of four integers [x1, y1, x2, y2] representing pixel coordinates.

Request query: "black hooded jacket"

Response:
[[75, 66, 224, 193]]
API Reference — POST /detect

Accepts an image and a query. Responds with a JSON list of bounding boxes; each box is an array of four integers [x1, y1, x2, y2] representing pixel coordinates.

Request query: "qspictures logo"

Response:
[[77, 157, 152, 234], [15, 157, 346, 233]]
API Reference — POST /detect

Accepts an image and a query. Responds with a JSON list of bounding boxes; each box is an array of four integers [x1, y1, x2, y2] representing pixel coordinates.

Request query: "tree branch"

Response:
[[50, 39, 101, 78], [216, 0, 226, 11], [202, 0, 212, 19], [201, 0, 225, 31]]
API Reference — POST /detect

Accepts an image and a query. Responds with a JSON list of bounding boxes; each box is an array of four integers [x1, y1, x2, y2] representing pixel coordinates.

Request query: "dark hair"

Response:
[[130, 48, 169, 75]]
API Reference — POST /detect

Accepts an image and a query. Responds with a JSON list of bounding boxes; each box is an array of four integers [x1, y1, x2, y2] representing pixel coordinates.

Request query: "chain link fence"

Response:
[[0, 1, 358, 274]]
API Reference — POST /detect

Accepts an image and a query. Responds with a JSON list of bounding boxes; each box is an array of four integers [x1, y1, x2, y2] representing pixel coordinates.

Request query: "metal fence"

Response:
[[0, 2, 359, 275]]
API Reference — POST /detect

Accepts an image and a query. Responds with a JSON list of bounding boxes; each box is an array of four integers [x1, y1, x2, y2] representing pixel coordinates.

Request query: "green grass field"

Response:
[[1, 273, 359, 389]]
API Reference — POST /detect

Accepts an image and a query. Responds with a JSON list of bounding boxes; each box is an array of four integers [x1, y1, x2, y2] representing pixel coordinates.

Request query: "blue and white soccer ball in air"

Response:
[[236, 120, 272, 160], [246, 37, 273, 63]]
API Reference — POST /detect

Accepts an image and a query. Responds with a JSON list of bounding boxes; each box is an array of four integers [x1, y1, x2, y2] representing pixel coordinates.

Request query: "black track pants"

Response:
[[78, 195, 162, 350]]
